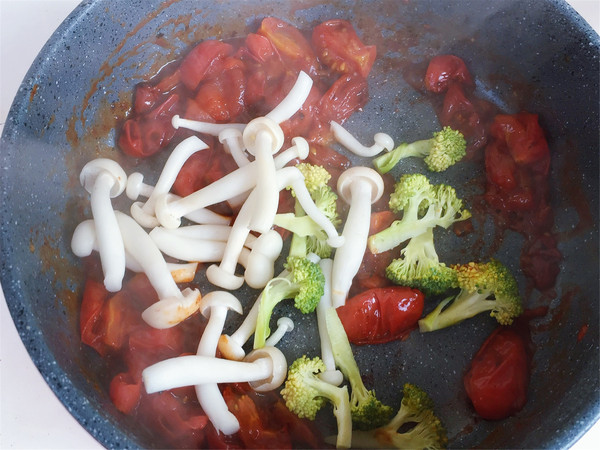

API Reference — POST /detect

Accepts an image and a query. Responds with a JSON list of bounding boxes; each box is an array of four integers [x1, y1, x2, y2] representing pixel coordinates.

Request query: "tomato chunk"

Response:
[[464, 327, 530, 420], [336, 286, 424, 345], [312, 19, 376, 78], [424, 54, 474, 93]]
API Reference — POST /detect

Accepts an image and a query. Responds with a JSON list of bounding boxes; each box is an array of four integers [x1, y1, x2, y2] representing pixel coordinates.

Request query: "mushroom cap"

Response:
[[80, 158, 127, 197], [337, 166, 385, 205], [218, 334, 246, 361], [374, 132, 395, 152], [244, 346, 288, 392], [199, 291, 243, 319], [242, 117, 284, 156], [290, 136, 310, 160], [276, 316, 294, 332], [206, 263, 245, 291], [126, 172, 146, 200]]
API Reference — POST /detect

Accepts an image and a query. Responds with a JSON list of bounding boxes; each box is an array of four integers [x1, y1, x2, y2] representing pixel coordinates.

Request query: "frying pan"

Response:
[[1, 0, 598, 448]]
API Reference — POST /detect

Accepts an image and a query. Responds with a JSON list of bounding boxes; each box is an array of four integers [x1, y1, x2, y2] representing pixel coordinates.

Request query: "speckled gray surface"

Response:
[[0, 0, 598, 448]]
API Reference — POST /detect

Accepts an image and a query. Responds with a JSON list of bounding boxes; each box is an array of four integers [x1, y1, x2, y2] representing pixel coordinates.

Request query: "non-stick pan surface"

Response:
[[1, 0, 598, 448]]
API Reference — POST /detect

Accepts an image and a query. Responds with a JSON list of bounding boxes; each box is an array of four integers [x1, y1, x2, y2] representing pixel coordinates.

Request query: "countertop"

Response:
[[1, 0, 598, 448]]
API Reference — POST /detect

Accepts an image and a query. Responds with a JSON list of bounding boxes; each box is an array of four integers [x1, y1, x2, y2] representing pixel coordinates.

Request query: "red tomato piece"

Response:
[[318, 73, 369, 125], [118, 93, 181, 158], [440, 83, 487, 155], [109, 372, 141, 414], [258, 17, 321, 78], [464, 327, 530, 420], [424, 54, 474, 93], [336, 286, 424, 345], [79, 279, 110, 356], [179, 40, 234, 91], [491, 112, 550, 166], [485, 140, 517, 192], [312, 19, 376, 78], [193, 59, 246, 122]]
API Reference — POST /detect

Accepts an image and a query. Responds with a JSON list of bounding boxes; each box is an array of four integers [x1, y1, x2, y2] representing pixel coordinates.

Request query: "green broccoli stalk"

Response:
[[419, 259, 523, 332], [281, 355, 352, 449], [253, 256, 325, 349], [348, 383, 448, 449], [368, 173, 471, 254], [273, 163, 340, 258], [325, 307, 394, 430], [385, 228, 458, 297], [373, 126, 466, 174]]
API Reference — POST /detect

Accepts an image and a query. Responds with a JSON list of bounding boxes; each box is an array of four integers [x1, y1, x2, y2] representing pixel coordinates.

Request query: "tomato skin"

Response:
[[424, 54, 474, 93], [464, 327, 529, 420], [490, 112, 550, 167], [179, 40, 234, 91], [312, 19, 376, 78], [336, 287, 424, 345], [118, 93, 181, 157], [80, 279, 110, 356], [318, 73, 369, 125], [257, 17, 321, 78]]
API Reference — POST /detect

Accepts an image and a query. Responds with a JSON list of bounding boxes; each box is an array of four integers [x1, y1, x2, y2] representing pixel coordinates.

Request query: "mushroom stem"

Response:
[[264, 317, 294, 347], [331, 167, 384, 308], [126, 172, 230, 225], [195, 291, 243, 435], [131, 136, 208, 228], [316, 258, 344, 386], [265, 71, 313, 124], [219, 128, 250, 167], [330, 121, 394, 157], [171, 115, 246, 135], [142, 346, 287, 394]]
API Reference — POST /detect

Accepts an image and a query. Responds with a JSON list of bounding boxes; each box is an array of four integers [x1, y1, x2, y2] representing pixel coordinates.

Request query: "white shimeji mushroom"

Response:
[[71, 219, 197, 282], [130, 135, 209, 228], [205, 166, 343, 290], [111, 212, 201, 329], [264, 316, 294, 347], [330, 121, 395, 157], [79, 158, 128, 292], [331, 167, 384, 308], [153, 137, 309, 230], [316, 258, 344, 386], [142, 345, 288, 394], [195, 291, 243, 435], [125, 171, 230, 226]]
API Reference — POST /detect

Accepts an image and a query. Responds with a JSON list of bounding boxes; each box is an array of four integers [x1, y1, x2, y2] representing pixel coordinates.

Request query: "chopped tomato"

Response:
[[109, 372, 142, 414], [490, 112, 550, 167], [464, 327, 530, 420], [193, 59, 246, 122], [179, 40, 234, 91], [118, 93, 181, 157], [257, 17, 321, 78], [336, 286, 424, 345], [312, 19, 376, 78], [440, 83, 487, 156], [318, 72, 369, 125], [80, 279, 110, 356], [424, 54, 474, 93]]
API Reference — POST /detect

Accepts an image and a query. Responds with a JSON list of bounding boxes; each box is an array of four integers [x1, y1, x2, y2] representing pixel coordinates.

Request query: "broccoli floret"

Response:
[[386, 228, 458, 297], [274, 163, 340, 258], [373, 126, 466, 174], [281, 355, 352, 449], [348, 383, 447, 449], [253, 256, 325, 348], [325, 308, 394, 430], [418, 259, 523, 332], [368, 174, 471, 254]]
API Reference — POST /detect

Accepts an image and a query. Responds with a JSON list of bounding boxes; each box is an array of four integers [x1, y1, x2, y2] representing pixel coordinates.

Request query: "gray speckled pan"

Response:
[[1, 0, 598, 448]]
